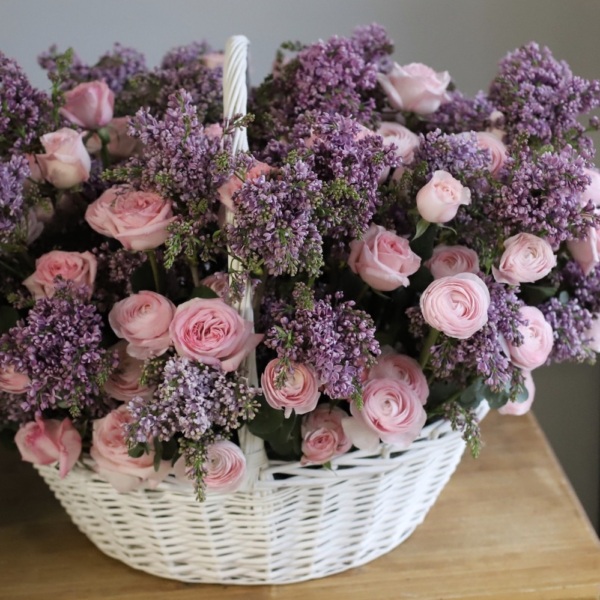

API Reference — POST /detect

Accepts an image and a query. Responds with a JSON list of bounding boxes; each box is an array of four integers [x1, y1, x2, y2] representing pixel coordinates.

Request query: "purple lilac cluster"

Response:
[[555, 261, 600, 315], [488, 42, 600, 159], [424, 91, 499, 135], [0, 155, 30, 244], [160, 41, 213, 69], [126, 357, 258, 443], [264, 285, 379, 400], [0, 282, 117, 420]]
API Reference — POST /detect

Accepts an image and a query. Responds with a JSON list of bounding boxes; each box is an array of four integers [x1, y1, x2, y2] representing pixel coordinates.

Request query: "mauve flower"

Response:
[[301, 405, 352, 465], [104, 342, 154, 402], [416, 170, 471, 223], [507, 306, 554, 369], [204, 440, 246, 493], [60, 80, 114, 130], [425, 244, 480, 279]]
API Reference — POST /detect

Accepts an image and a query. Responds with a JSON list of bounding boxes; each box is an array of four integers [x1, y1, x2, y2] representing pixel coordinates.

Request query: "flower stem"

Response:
[[189, 261, 201, 288], [419, 327, 440, 369], [146, 250, 163, 293]]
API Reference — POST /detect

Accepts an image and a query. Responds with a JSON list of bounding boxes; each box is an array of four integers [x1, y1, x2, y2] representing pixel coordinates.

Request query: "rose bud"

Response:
[[204, 440, 247, 493], [425, 244, 480, 279], [506, 306, 553, 370], [301, 405, 352, 465], [60, 80, 114, 130], [416, 170, 471, 223]]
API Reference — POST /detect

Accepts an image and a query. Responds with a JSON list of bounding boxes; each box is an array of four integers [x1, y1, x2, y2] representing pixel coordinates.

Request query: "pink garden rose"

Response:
[[104, 342, 155, 402], [204, 440, 247, 493], [0, 366, 30, 394], [344, 378, 427, 450], [169, 297, 263, 372], [420, 272, 490, 339], [377, 62, 451, 114], [108, 291, 175, 359], [507, 306, 554, 370], [60, 81, 114, 130], [37, 128, 91, 189], [376, 122, 420, 181], [425, 244, 480, 279], [498, 370, 536, 416], [475, 131, 507, 176], [348, 224, 421, 291], [367, 347, 429, 405], [199, 272, 230, 299], [90, 405, 170, 493], [492, 233, 557, 285], [15, 416, 81, 478], [301, 405, 352, 465], [261, 360, 321, 418], [217, 161, 272, 211], [85, 186, 174, 251], [416, 170, 471, 223], [22, 250, 97, 299]]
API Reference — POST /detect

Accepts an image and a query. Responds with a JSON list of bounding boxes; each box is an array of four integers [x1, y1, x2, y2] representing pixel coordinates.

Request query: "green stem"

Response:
[[146, 250, 163, 293], [98, 127, 111, 170], [419, 327, 440, 369], [189, 261, 200, 288]]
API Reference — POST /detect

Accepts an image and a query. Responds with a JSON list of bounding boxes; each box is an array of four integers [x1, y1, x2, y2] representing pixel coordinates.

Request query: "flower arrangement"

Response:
[[2, 25, 600, 502]]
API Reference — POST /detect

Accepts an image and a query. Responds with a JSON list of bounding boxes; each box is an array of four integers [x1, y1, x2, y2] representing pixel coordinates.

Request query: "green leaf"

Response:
[[265, 413, 302, 460], [189, 285, 219, 300], [246, 396, 285, 437], [412, 218, 430, 241], [410, 221, 437, 260], [130, 261, 156, 293], [407, 265, 434, 295], [0, 306, 19, 333], [520, 284, 558, 306], [128, 444, 147, 459]]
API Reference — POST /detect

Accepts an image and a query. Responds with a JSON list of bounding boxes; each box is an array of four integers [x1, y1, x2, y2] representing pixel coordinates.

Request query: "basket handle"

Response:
[[222, 35, 269, 488]]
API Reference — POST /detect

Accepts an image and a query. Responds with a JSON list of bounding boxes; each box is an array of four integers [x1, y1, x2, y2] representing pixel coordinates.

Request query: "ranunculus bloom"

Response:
[[90, 405, 170, 493], [377, 62, 451, 114], [261, 360, 321, 418], [108, 291, 175, 360], [169, 298, 263, 372], [60, 81, 114, 130], [498, 370, 536, 416], [22, 250, 97, 299], [0, 365, 30, 394], [104, 342, 155, 402], [475, 131, 507, 176], [199, 272, 230, 299], [507, 306, 554, 370], [85, 186, 174, 251], [367, 348, 429, 405], [376, 122, 420, 181], [425, 244, 480, 279], [416, 170, 471, 223], [217, 161, 272, 211], [15, 416, 81, 478], [348, 224, 421, 291], [344, 378, 426, 450], [301, 405, 352, 465], [420, 272, 490, 339], [204, 440, 246, 493], [492, 233, 557, 285], [36, 128, 91, 189]]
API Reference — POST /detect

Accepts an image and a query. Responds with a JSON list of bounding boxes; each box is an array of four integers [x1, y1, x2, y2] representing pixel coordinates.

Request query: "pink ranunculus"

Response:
[[261, 360, 321, 418], [90, 405, 170, 493], [108, 291, 175, 360], [416, 170, 471, 223], [301, 405, 352, 465], [22, 250, 97, 300], [507, 306, 554, 369], [498, 370, 536, 416], [420, 272, 491, 339], [36, 128, 91, 189], [348, 224, 421, 292], [377, 62, 451, 115], [204, 440, 246, 493], [492, 233, 557, 285], [199, 272, 230, 299], [475, 131, 507, 176], [203, 53, 225, 70], [0, 365, 30, 394], [169, 298, 263, 372], [425, 244, 480, 279], [60, 81, 114, 130], [15, 416, 81, 478], [376, 122, 420, 181], [217, 161, 272, 212], [204, 123, 224, 139], [585, 315, 600, 353], [366, 348, 429, 405], [104, 342, 154, 402], [85, 186, 174, 251], [345, 378, 426, 450]]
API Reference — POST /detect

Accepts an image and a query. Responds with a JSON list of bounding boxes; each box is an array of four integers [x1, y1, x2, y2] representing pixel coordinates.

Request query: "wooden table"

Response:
[[1, 412, 599, 600]]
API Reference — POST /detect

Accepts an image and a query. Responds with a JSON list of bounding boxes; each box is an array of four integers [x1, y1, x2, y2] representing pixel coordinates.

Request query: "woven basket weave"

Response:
[[35, 35, 489, 585]]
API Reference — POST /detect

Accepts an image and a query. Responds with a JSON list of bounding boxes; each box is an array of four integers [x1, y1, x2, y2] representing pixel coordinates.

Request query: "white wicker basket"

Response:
[[35, 35, 490, 585]]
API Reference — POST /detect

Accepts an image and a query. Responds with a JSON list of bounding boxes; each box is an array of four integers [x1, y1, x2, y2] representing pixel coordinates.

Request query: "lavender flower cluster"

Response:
[[0, 155, 30, 244]]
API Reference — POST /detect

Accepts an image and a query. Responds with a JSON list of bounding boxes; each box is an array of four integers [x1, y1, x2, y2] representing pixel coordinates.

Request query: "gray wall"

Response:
[[2, 0, 599, 528]]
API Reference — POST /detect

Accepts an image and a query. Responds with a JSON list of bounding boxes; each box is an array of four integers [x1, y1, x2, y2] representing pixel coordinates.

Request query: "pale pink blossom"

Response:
[[425, 244, 480, 279], [475, 131, 507, 176], [416, 170, 471, 223], [204, 440, 246, 493], [507, 306, 554, 370], [60, 81, 114, 129], [376, 122, 420, 181], [217, 162, 272, 211], [301, 405, 352, 465], [498, 370, 536, 416], [199, 272, 230, 299], [0, 365, 30, 394], [104, 342, 155, 402]]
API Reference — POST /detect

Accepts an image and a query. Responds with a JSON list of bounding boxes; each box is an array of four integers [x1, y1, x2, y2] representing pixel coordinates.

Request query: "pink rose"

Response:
[[36, 128, 91, 189], [425, 244, 480, 279], [376, 122, 420, 181], [301, 405, 352, 465], [60, 81, 114, 130], [217, 162, 272, 211], [585, 315, 600, 353], [203, 53, 225, 70], [420, 272, 490, 339], [344, 378, 426, 450], [199, 272, 230, 299], [348, 224, 421, 291], [85, 186, 174, 251], [106, 117, 139, 158], [475, 132, 507, 176], [169, 298, 263, 372], [23, 250, 97, 299], [104, 342, 155, 402], [204, 440, 246, 493], [261, 360, 321, 418], [15, 416, 81, 478], [498, 370, 535, 416], [108, 291, 175, 359], [366, 348, 428, 405], [378, 62, 451, 114], [416, 170, 471, 223], [90, 405, 170, 493], [507, 306, 553, 370], [492, 233, 557, 285], [0, 365, 30, 394]]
